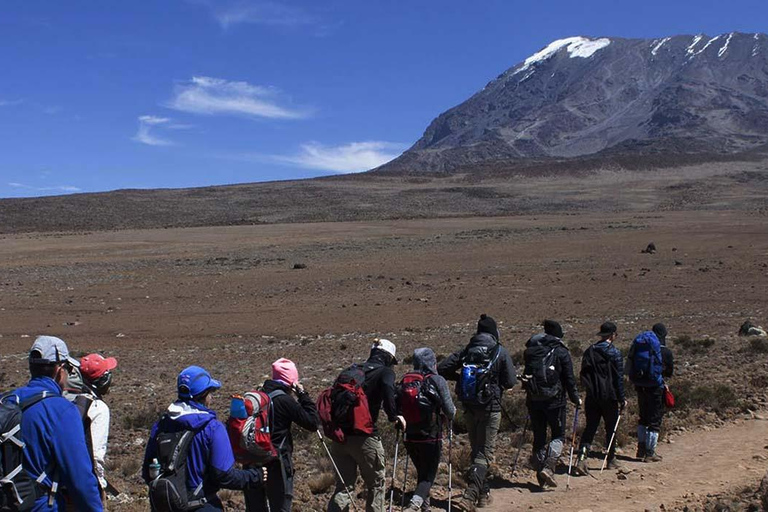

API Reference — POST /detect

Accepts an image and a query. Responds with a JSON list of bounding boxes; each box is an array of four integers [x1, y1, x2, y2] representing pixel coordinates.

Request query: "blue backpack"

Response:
[[458, 344, 500, 406], [628, 331, 664, 388]]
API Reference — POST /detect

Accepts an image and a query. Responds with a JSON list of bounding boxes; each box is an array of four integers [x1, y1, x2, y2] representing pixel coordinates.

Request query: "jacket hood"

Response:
[[262, 379, 290, 393], [9, 377, 63, 403], [165, 400, 216, 430], [413, 348, 437, 373], [469, 332, 499, 349], [527, 333, 563, 349]]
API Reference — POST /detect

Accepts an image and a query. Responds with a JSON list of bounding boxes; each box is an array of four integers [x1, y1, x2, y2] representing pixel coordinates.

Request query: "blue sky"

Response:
[[1, 0, 766, 197]]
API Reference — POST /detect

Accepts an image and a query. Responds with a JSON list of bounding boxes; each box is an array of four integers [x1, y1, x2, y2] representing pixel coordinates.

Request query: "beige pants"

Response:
[[327, 435, 386, 512]]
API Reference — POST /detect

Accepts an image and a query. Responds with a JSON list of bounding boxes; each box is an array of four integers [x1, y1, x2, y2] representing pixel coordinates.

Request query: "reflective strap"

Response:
[[192, 481, 204, 497], [36, 471, 48, 484], [0, 464, 24, 484], [0, 425, 25, 448], [48, 481, 58, 506], [188, 497, 208, 508]]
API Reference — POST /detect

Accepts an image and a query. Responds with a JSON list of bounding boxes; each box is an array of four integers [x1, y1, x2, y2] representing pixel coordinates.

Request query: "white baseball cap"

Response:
[[373, 338, 397, 364]]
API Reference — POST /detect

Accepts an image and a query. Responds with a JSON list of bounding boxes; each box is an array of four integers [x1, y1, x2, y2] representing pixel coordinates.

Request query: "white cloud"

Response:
[[273, 141, 406, 173], [132, 115, 175, 146], [167, 76, 309, 120], [8, 182, 81, 193], [0, 99, 23, 107], [191, 0, 317, 29]]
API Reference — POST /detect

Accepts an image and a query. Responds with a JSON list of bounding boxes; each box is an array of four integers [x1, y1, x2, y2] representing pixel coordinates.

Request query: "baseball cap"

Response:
[[597, 322, 618, 337], [373, 338, 398, 364], [29, 336, 80, 367], [80, 353, 118, 381], [177, 366, 221, 400]]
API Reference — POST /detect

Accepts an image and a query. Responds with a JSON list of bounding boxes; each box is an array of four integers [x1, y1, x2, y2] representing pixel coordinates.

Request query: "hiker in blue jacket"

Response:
[[5, 336, 103, 512], [143, 366, 266, 511]]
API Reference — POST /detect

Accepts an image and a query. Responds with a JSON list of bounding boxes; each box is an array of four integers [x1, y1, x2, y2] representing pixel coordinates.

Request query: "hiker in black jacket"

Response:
[[245, 358, 319, 512], [522, 320, 580, 490], [438, 314, 516, 512], [573, 322, 626, 476], [328, 339, 405, 512]]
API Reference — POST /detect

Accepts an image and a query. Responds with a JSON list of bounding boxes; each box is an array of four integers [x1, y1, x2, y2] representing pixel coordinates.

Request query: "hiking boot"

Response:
[[572, 456, 590, 477], [636, 443, 646, 460], [452, 496, 476, 512], [606, 457, 623, 470], [477, 491, 492, 508], [537, 467, 558, 489], [403, 502, 421, 512], [644, 451, 663, 463]]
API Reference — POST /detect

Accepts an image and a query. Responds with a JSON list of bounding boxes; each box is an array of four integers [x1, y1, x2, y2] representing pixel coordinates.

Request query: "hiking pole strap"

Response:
[[316, 431, 358, 512]]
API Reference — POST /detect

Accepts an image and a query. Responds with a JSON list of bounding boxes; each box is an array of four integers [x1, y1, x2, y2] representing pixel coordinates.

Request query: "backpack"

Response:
[[580, 345, 616, 401], [317, 365, 374, 443], [628, 331, 664, 388], [396, 372, 439, 438], [458, 344, 501, 406], [148, 417, 213, 512], [0, 392, 56, 512], [226, 390, 284, 466], [522, 342, 563, 402]]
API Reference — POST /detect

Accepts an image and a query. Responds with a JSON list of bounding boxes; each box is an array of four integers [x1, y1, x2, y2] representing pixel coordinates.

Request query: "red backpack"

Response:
[[226, 390, 285, 465], [396, 371, 440, 439], [317, 365, 374, 443]]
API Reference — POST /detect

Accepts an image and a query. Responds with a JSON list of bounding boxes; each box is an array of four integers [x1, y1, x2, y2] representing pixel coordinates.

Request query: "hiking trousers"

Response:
[[579, 398, 620, 459], [636, 386, 664, 432], [328, 435, 386, 512], [404, 440, 442, 504], [244, 453, 294, 512], [463, 407, 501, 468], [528, 404, 566, 470]]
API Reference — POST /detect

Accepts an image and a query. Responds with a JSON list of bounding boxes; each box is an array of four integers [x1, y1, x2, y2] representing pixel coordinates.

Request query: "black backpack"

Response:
[[458, 344, 501, 406], [148, 417, 212, 512], [0, 392, 56, 512], [580, 345, 616, 401], [523, 343, 563, 402]]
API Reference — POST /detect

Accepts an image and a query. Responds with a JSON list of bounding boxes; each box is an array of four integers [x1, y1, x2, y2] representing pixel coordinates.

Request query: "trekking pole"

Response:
[[400, 433, 410, 511], [566, 407, 580, 491], [511, 415, 530, 476], [388, 431, 401, 512], [448, 421, 453, 512], [316, 430, 359, 512], [600, 413, 622, 473]]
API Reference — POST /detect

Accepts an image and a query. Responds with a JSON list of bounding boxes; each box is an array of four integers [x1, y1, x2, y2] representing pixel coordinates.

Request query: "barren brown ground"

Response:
[[1, 210, 767, 511]]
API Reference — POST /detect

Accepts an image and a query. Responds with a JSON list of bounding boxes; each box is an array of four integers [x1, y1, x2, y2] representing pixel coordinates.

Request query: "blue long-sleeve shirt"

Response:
[[8, 377, 103, 512]]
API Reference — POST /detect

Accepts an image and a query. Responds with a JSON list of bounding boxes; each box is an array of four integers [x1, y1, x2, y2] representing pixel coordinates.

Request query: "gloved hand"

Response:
[[573, 398, 583, 409], [395, 415, 407, 431], [620, 400, 627, 411], [292, 382, 305, 395]]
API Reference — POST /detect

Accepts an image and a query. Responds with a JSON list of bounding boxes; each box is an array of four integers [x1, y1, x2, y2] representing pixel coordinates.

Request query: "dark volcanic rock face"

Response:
[[381, 33, 768, 172]]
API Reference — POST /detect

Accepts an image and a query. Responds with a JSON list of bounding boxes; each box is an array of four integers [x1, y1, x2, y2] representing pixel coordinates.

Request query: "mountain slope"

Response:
[[379, 33, 768, 173]]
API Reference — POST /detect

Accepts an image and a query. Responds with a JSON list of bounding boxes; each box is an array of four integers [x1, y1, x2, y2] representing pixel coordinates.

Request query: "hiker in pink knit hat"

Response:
[[244, 358, 319, 512]]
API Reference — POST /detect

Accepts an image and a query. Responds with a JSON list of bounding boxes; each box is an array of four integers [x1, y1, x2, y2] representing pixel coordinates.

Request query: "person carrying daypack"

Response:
[[63, 353, 119, 505], [142, 366, 266, 512], [437, 314, 516, 512], [397, 348, 456, 512], [627, 323, 674, 463], [521, 320, 580, 490], [572, 322, 626, 476], [241, 358, 319, 512], [1, 336, 103, 512], [323, 339, 405, 512]]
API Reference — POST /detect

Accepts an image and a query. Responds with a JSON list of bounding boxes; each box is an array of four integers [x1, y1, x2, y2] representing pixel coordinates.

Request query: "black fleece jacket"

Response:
[[261, 380, 319, 458], [525, 333, 580, 410], [437, 332, 517, 412], [361, 350, 398, 433]]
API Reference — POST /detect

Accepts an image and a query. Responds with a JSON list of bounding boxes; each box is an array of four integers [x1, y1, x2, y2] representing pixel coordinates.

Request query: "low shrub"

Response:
[[748, 337, 768, 354], [122, 403, 162, 430], [308, 472, 336, 495], [673, 381, 738, 414], [674, 335, 715, 353]]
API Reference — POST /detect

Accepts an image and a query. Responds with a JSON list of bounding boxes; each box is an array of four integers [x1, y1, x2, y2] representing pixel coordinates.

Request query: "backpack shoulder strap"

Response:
[[20, 391, 56, 411], [267, 390, 287, 400]]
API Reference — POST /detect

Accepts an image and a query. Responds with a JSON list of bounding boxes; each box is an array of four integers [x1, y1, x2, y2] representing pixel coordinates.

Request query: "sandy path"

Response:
[[477, 418, 768, 511]]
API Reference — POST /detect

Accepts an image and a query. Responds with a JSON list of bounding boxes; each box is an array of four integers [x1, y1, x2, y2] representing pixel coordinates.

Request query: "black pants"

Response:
[[529, 405, 566, 470], [244, 455, 294, 512], [579, 398, 620, 458], [636, 386, 664, 432], [404, 440, 442, 503]]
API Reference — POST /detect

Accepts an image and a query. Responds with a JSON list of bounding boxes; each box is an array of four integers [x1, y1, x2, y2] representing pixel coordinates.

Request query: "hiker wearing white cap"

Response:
[[326, 338, 406, 512]]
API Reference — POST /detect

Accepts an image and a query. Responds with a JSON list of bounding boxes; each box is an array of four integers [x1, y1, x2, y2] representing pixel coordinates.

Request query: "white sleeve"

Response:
[[88, 399, 110, 489]]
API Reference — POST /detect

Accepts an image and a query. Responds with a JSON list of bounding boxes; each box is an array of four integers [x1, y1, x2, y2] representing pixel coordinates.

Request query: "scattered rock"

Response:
[[293, 263, 307, 269], [641, 242, 657, 254], [759, 470, 768, 510]]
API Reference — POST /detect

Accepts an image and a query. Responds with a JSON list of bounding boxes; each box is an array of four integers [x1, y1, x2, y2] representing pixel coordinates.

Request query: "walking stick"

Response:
[[600, 413, 622, 473], [388, 431, 401, 512], [511, 415, 530, 476], [448, 421, 453, 512], [566, 407, 580, 491], [400, 434, 410, 511], [316, 431, 359, 512]]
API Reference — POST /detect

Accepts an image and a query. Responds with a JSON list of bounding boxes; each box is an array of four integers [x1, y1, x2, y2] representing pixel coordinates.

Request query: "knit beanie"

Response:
[[543, 319, 564, 339], [477, 314, 499, 340], [272, 358, 299, 386], [652, 323, 668, 344]]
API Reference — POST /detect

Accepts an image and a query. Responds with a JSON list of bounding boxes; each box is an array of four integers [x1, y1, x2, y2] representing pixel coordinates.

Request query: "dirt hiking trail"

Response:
[[480, 418, 768, 511]]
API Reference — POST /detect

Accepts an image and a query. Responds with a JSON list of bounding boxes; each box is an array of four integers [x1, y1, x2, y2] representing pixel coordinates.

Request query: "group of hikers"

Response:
[[0, 314, 675, 512]]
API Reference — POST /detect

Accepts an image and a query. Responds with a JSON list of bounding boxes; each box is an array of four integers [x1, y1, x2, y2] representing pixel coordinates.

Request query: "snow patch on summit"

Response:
[[651, 37, 671, 56], [687, 35, 704, 55], [511, 37, 611, 78], [718, 33, 734, 58]]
